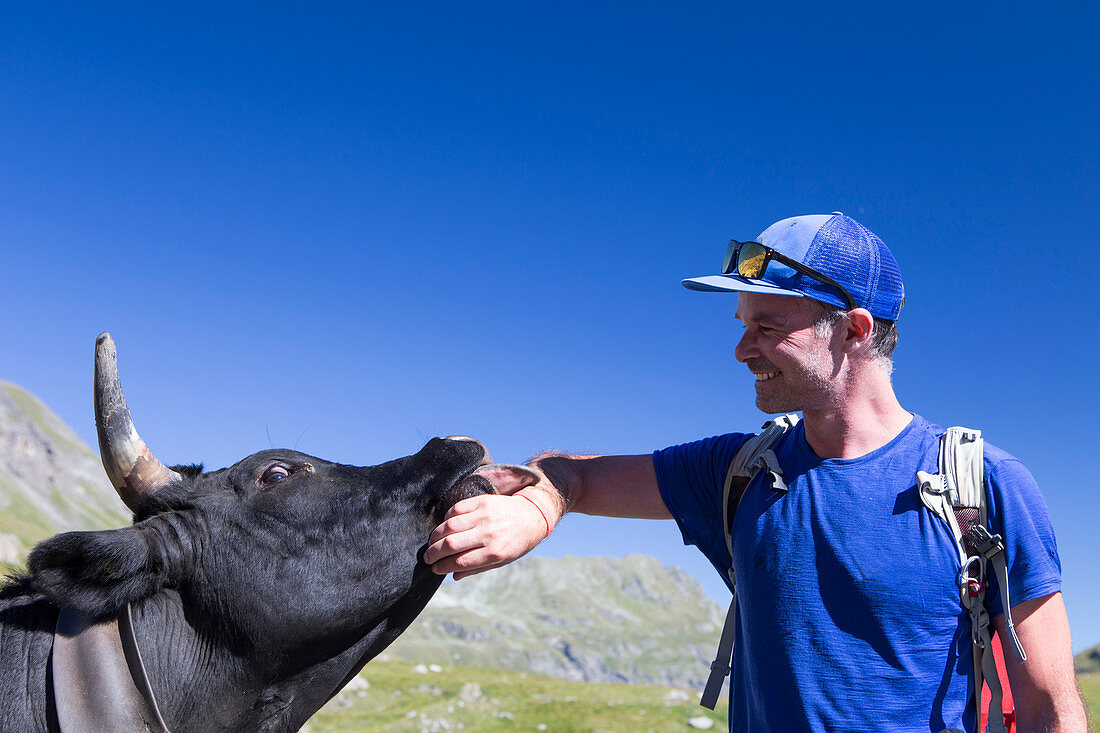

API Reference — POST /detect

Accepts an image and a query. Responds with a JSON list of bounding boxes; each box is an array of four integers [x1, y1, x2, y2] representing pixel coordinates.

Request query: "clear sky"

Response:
[[2, 3, 1097, 651]]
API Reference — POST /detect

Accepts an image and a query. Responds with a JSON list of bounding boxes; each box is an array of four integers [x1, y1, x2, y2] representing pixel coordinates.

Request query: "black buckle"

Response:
[[964, 524, 1004, 560]]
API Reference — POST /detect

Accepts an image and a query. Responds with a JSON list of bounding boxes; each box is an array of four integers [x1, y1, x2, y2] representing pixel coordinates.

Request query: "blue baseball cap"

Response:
[[682, 212, 905, 321]]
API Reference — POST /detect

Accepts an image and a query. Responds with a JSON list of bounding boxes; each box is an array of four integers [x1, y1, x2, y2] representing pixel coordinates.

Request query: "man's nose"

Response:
[[733, 329, 755, 363]]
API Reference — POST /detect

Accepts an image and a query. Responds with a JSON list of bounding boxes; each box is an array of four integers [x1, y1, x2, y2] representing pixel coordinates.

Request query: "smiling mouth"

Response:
[[754, 371, 780, 382]]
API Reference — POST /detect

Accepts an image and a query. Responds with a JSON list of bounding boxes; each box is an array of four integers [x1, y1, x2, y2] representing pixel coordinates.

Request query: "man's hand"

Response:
[[424, 490, 556, 579]]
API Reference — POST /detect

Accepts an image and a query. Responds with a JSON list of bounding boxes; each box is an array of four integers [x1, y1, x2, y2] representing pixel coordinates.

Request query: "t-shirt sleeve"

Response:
[[652, 433, 751, 559], [983, 454, 1063, 617]]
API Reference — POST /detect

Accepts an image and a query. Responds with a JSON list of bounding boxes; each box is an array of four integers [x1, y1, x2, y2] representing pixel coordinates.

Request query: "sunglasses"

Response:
[[722, 240, 858, 311]]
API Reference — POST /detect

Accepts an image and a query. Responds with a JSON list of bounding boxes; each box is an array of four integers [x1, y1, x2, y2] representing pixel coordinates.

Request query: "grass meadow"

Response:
[[307, 658, 1100, 733]]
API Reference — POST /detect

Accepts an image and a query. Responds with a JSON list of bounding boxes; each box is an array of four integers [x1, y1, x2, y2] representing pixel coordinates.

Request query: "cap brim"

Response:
[[681, 274, 807, 298]]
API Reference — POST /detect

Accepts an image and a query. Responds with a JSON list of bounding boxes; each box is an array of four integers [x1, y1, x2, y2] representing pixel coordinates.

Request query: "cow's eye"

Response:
[[260, 465, 291, 487]]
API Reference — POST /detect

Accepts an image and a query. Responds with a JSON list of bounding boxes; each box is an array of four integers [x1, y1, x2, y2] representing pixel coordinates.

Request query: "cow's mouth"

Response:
[[439, 472, 497, 516], [429, 436, 495, 516]]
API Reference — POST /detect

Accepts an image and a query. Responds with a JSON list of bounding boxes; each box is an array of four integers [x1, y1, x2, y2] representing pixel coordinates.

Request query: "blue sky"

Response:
[[2, 3, 1098, 651]]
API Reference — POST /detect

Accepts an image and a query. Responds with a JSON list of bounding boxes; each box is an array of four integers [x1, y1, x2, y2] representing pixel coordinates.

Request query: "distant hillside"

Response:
[[0, 380, 129, 569], [1078, 643, 1100, 675], [1079, 644, 1100, 733], [390, 554, 726, 690]]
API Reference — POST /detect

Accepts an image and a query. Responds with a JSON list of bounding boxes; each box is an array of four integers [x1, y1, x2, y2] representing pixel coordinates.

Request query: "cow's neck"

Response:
[[0, 589, 57, 732], [129, 592, 383, 733], [128, 592, 242, 731]]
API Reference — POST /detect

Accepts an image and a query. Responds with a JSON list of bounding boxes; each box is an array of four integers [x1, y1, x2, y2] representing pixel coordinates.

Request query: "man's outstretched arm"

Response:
[[423, 453, 669, 579]]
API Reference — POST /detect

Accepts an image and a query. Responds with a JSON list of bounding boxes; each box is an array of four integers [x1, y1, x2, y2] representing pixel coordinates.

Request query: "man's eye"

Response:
[[260, 465, 291, 486]]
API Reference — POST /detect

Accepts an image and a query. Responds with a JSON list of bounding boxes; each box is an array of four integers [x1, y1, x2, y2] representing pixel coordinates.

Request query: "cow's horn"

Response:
[[94, 332, 181, 511]]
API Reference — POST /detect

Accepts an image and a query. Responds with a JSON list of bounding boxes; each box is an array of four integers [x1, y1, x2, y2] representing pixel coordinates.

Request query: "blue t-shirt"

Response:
[[653, 414, 1061, 733]]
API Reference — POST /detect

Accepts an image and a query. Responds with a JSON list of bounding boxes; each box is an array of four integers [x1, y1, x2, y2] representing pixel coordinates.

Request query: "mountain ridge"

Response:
[[390, 553, 725, 690], [0, 380, 129, 568]]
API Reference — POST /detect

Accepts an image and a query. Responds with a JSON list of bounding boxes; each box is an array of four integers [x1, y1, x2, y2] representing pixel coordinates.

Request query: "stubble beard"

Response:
[[752, 358, 837, 416], [754, 378, 802, 414]]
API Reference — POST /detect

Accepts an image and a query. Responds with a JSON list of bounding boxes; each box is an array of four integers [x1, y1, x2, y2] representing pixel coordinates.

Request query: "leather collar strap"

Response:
[[52, 604, 171, 732]]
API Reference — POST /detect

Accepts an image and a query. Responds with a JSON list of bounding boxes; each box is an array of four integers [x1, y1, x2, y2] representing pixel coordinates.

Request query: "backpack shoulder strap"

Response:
[[917, 426, 1025, 733], [721, 413, 800, 562], [700, 413, 799, 710], [917, 426, 984, 565]]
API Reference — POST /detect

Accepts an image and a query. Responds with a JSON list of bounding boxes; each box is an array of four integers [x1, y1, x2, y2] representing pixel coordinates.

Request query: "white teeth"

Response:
[[754, 371, 780, 382]]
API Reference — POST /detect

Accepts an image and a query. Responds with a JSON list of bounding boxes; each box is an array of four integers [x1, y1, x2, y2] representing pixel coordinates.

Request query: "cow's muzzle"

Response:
[[438, 471, 497, 519]]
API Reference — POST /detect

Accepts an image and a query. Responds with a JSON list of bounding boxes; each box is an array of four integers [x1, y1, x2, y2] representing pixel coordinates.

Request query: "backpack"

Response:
[[698, 417, 1027, 733]]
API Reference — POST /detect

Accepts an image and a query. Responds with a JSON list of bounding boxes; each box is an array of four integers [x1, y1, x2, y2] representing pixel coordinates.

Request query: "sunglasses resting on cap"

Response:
[[681, 212, 906, 322], [722, 239, 858, 311]]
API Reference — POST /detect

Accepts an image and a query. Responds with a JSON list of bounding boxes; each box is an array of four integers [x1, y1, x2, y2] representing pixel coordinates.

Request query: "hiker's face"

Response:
[[733, 293, 843, 414]]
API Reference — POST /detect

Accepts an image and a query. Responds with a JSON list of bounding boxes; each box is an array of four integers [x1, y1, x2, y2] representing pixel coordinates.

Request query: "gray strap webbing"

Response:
[[700, 588, 738, 710], [978, 613, 1009, 733], [971, 605, 985, 724], [700, 414, 799, 710], [727, 415, 799, 481], [967, 524, 1027, 664], [752, 450, 788, 492]]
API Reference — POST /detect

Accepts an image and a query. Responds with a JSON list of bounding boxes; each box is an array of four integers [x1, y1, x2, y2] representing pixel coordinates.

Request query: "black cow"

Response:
[[0, 334, 520, 732]]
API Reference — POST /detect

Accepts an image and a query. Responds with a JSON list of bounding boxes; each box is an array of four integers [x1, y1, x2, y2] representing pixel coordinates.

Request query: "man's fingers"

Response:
[[432, 547, 508, 578], [423, 526, 484, 566], [444, 495, 486, 519], [427, 511, 479, 546]]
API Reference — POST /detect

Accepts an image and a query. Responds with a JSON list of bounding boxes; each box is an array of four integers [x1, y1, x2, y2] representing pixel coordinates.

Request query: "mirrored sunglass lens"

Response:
[[722, 241, 739, 274], [736, 242, 767, 278]]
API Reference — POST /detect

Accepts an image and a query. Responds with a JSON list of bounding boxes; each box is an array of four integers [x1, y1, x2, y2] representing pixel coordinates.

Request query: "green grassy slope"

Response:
[[1081, 674, 1099, 733], [1078, 644, 1100, 732], [305, 657, 726, 733], [310, 652, 1100, 733]]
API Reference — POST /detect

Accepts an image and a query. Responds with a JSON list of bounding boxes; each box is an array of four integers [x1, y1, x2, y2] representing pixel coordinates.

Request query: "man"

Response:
[[424, 213, 1086, 732]]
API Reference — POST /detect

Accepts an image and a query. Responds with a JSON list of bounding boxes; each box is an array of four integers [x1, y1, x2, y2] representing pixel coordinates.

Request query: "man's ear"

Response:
[[843, 308, 876, 350], [28, 527, 166, 618]]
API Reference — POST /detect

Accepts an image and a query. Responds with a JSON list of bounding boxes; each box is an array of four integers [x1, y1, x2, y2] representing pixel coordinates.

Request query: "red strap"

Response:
[[980, 631, 1015, 731]]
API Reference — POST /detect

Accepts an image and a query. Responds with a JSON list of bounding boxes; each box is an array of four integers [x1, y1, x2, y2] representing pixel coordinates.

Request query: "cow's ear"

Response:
[[28, 527, 166, 618], [473, 464, 544, 494]]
